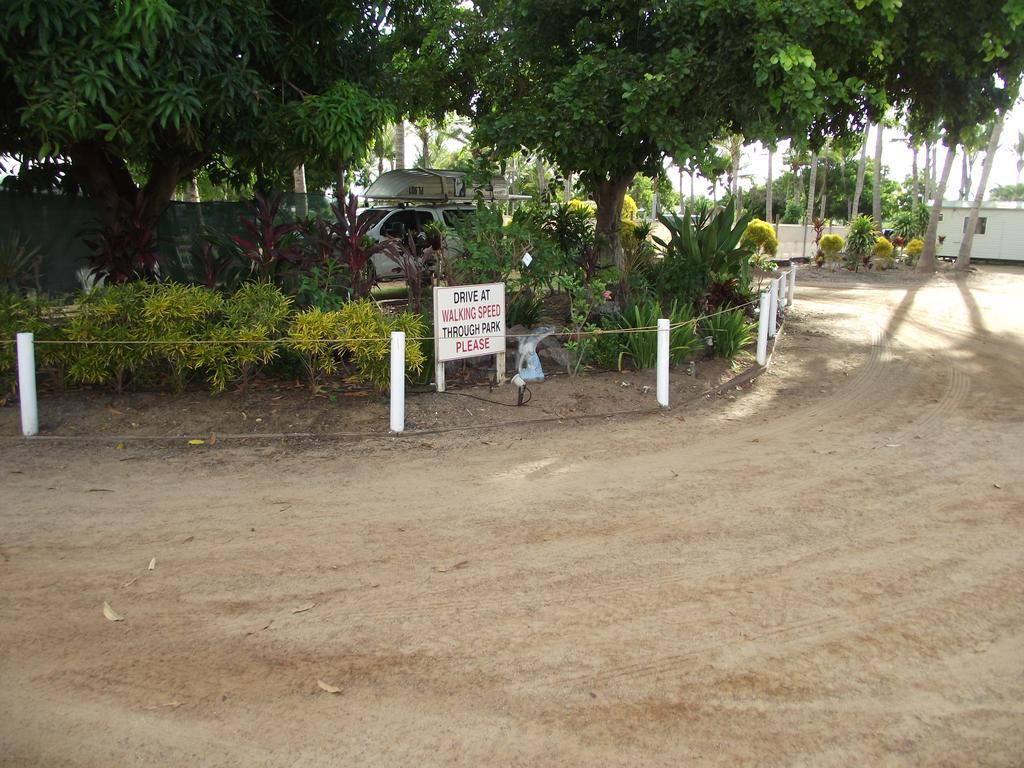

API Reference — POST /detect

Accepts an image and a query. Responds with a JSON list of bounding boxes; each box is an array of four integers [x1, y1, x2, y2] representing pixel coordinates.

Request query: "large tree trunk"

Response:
[[957, 116, 1004, 271], [765, 147, 773, 223], [872, 124, 884, 230], [592, 172, 634, 282], [68, 140, 204, 229], [919, 144, 957, 273], [393, 121, 406, 169], [852, 124, 870, 218]]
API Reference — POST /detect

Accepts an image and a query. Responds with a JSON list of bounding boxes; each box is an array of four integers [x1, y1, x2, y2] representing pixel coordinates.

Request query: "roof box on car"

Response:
[[363, 168, 530, 203]]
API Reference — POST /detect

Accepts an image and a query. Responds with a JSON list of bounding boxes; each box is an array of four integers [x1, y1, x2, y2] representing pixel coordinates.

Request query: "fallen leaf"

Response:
[[188, 439, 205, 446], [148, 557, 156, 571], [115, 442, 126, 450], [121, 577, 138, 588], [182, 536, 194, 544], [106, 405, 124, 416], [317, 679, 342, 694], [245, 620, 273, 636], [144, 701, 182, 710], [993, 483, 1002, 489], [292, 602, 317, 614], [208, 432, 217, 447], [885, 443, 901, 448], [103, 602, 124, 622], [86, 488, 114, 493], [241, 411, 248, 421], [432, 560, 470, 573]]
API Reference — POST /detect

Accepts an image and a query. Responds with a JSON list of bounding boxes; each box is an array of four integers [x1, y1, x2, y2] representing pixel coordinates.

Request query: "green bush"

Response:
[[701, 308, 754, 359], [1, 296, 64, 393], [819, 233, 844, 269], [288, 307, 343, 391], [873, 237, 895, 270], [141, 283, 223, 390], [655, 199, 753, 311], [64, 282, 155, 393], [611, 299, 702, 370], [339, 299, 426, 390], [845, 215, 876, 271], [740, 218, 778, 256], [197, 282, 292, 392], [904, 237, 924, 265]]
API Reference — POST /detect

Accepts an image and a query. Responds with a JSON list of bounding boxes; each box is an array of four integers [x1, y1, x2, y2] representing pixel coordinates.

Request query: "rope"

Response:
[[13, 300, 766, 347]]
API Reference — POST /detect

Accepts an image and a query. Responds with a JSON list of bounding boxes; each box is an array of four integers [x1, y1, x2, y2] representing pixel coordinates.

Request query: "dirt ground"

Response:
[[1, 263, 1023, 767]]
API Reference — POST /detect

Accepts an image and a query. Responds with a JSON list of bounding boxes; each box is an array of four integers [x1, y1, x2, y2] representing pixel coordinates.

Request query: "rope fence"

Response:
[[8, 270, 795, 437], [7, 299, 761, 347]]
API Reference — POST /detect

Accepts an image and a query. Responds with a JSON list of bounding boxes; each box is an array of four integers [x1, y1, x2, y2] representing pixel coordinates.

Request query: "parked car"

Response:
[[357, 204, 476, 281], [359, 168, 527, 281]]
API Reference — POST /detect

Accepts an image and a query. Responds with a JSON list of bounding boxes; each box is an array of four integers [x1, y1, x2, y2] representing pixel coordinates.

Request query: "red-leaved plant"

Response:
[[317, 193, 400, 299], [231, 193, 304, 279], [82, 192, 160, 284]]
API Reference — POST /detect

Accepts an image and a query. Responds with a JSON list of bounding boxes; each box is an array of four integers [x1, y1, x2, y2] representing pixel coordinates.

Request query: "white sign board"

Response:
[[433, 282, 505, 361]]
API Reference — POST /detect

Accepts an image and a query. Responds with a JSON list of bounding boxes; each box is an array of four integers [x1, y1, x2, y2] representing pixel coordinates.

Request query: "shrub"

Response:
[[701, 308, 754, 359], [655, 199, 753, 312], [338, 299, 426, 390], [507, 290, 544, 327], [904, 237, 925, 266], [141, 283, 223, 390], [819, 233, 843, 268], [740, 219, 778, 256], [198, 283, 292, 393], [873, 237, 895, 270], [567, 199, 597, 218], [63, 282, 156, 393], [845, 215, 876, 271], [1, 296, 64, 393], [288, 307, 343, 391], [611, 299, 702, 370], [621, 194, 639, 221]]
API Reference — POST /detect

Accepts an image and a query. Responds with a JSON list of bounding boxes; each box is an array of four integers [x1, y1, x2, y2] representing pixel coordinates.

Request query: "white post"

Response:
[[778, 270, 787, 311], [787, 266, 796, 306], [768, 278, 779, 338], [656, 318, 670, 408], [17, 332, 38, 437], [756, 291, 770, 366], [389, 331, 405, 433]]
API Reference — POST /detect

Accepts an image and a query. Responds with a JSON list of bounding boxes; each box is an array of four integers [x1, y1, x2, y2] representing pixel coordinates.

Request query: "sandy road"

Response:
[[1, 267, 1022, 767]]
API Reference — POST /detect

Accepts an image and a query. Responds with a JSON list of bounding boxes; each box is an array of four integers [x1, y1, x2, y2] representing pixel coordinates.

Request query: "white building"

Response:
[[936, 200, 1024, 262]]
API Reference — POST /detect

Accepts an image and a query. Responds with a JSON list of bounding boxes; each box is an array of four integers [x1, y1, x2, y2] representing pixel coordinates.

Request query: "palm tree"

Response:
[[958, 115, 1005, 270], [393, 121, 406, 169], [919, 139, 957, 273], [851, 124, 870, 219], [1014, 131, 1024, 183], [872, 122, 884, 230], [765, 143, 774, 223]]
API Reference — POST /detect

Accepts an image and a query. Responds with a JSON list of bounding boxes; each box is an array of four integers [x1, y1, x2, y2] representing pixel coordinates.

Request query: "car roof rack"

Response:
[[363, 168, 531, 203]]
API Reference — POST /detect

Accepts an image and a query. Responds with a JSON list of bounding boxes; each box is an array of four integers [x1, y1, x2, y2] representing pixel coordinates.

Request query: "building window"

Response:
[[963, 216, 987, 234]]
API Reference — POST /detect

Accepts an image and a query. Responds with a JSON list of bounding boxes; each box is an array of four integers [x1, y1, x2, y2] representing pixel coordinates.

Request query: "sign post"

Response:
[[432, 283, 506, 392]]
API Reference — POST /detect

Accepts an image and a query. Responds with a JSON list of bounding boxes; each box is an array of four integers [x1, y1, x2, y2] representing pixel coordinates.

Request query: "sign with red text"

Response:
[[433, 282, 505, 362]]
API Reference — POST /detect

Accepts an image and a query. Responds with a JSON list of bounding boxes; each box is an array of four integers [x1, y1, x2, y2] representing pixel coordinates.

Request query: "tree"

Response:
[[990, 182, 1024, 201], [957, 115, 1004, 270], [852, 124, 871, 219], [470, 0, 908, 275], [872, 124, 885, 229], [919, 143, 957, 271], [0, 1, 464, 232]]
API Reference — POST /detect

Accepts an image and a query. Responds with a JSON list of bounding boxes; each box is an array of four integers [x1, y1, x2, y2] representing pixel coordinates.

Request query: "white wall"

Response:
[[936, 204, 1024, 262], [774, 223, 849, 260]]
